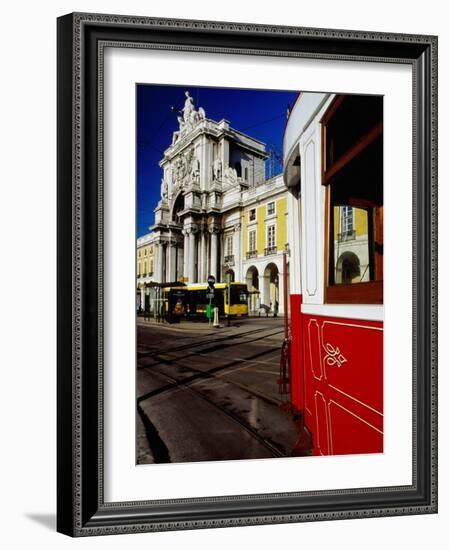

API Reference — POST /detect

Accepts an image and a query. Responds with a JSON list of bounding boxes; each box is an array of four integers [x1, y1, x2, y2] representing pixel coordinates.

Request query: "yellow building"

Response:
[[239, 174, 289, 313], [136, 233, 156, 311]]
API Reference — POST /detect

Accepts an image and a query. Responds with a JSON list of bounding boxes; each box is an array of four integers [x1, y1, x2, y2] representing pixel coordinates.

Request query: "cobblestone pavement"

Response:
[[136, 316, 301, 464]]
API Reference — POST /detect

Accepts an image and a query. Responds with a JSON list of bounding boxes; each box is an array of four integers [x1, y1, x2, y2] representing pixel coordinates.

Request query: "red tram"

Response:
[[283, 93, 384, 456]]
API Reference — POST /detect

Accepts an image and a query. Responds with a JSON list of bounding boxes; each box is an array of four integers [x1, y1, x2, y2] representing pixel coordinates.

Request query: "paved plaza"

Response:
[[136, 316, 301, 464]]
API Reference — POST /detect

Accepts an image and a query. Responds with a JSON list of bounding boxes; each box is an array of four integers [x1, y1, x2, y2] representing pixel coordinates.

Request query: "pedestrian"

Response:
[[273, 300, 279, 317]]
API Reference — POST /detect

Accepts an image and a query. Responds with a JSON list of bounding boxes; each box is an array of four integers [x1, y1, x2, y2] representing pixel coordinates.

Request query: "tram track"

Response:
[[137, 324, 280, 356], [137, 326, 284, 370], [138, 363, 286, 461], [137, 343, 281, 404]]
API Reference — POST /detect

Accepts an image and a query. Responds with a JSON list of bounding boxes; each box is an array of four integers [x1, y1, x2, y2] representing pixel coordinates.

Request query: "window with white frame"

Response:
[[340, 206, 354, 237], [249, 230, 256, 252], [267, 201, 275, 216], [249, 208, 256, 222], [267, 225, 276, 249], [149, 259, 154, 275]]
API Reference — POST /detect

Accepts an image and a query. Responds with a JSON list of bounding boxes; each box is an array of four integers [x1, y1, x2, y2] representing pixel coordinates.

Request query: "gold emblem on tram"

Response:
[[323, 343, 347, 368]]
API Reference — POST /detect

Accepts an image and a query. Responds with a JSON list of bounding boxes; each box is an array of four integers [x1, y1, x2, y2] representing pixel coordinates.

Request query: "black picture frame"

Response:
[[57, 12, 438, 536]]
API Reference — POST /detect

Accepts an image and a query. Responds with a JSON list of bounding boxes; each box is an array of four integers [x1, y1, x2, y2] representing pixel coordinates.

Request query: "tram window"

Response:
[[332, 205, 375, 284], [322, 94, 383, 304]]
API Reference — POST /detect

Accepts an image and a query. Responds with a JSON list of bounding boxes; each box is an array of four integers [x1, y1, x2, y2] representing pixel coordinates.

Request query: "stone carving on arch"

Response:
[[171, 147, 200, 191]]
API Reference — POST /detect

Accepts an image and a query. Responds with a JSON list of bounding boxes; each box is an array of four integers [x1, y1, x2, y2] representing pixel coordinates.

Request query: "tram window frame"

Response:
[[321, 94, 383, 304]]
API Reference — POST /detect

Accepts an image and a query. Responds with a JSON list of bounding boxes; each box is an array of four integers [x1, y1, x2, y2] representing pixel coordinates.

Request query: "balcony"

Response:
[[246, 250, 258, 259], [264, 246, 277, 256], [337, 230, 356, 242], [224, 255, 235, 266]]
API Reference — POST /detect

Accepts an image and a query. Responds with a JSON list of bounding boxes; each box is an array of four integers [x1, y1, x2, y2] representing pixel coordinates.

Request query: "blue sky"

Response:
[[136, 84, 298, 237]]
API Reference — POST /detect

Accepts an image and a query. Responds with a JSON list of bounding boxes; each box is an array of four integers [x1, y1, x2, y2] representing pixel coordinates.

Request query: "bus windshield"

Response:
[[230, 285, 249, 304]]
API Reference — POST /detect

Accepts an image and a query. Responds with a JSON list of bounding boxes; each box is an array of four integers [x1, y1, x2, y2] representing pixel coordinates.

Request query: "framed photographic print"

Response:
[[57, 12, 438, 536]]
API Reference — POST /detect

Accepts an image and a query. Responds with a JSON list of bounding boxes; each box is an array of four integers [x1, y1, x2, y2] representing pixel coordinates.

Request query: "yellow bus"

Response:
[[162, 282, 249, 321]]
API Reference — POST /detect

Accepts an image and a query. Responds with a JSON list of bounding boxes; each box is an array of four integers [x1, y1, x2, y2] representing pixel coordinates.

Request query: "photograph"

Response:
[[135, 85, 384, 464], [55, 9, 437, 536]]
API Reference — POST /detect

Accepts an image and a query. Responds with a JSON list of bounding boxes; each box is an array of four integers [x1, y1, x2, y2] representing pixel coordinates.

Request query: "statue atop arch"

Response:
[[182, 91, 195, 124], [172, 91, 206, 145]]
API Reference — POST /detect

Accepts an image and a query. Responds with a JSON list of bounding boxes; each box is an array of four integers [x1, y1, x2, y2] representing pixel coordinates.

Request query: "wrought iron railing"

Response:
[[246, 250, 258, 259], [264, 246, 277, 256], [224, 255, 235, 265]]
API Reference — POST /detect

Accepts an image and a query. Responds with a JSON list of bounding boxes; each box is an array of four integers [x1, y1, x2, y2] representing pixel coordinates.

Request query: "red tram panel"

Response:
[[290, 296, 383, 456]]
